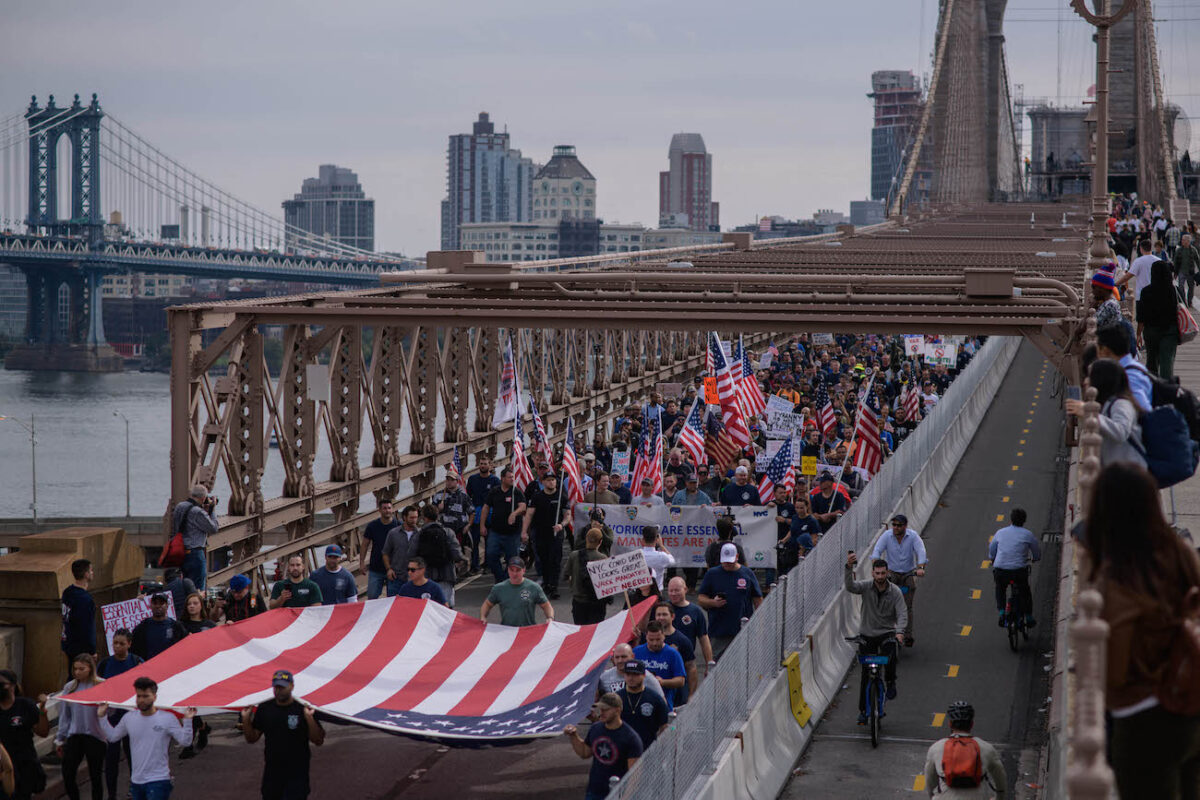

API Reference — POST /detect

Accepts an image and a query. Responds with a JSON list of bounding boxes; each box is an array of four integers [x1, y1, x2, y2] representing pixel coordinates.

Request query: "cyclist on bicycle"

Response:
[[988, 508, 1040, 628], [922, 701, 1007, 797], [870, 514, 927, 647], [845, 552, 907, 725]]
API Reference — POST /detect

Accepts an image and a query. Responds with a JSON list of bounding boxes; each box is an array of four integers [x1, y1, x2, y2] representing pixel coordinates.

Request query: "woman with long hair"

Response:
[[179, 592, 215, 759], [1066, 358, 1146, 468], [1, 669, 49, 800], [1083, 462, 1200, 798], [54, 654, 105, 800]]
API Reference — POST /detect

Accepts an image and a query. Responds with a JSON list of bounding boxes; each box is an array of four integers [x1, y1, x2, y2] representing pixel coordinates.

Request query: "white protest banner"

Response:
[[904, 335, 924, 356], [812, 333, 835, 346], [923, 342, 957, 367], [765, 410, 806, 439], [765, 394, 794, 415], [101, 596, 177, 653], [573, 503, 777, 568], [585, 550, 652, 598]]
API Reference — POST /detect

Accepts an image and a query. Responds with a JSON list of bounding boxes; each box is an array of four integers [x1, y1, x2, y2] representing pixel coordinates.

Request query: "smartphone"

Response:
[[1067, 386, 1081, 401]]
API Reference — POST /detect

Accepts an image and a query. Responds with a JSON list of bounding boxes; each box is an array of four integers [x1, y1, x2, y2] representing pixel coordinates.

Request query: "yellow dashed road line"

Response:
[[913, 775, 926, 792], [946, 665, 960, 678], [981, 560, 991, 569], [995, 514, 1004, 522], [958, 625, 972, 637], [932, 713, 946, 727], [970, 589, 981, 600]]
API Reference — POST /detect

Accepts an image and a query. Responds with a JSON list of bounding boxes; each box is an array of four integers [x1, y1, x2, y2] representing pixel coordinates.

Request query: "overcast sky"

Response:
[[3, 0, 1198, 255]]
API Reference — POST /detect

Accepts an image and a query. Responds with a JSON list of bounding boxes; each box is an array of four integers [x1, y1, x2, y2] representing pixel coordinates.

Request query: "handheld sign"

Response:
[[703, 377, 720, 404], [611, 448, 632, 480], [904, 335, 924, 356], [586, 550, 653, 599], [101, 596, 177, 654], [800, 455, 818, 476]]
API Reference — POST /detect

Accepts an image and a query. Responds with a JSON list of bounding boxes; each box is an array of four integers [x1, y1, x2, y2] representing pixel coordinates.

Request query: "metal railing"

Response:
[[610, 334, 1020, 799]]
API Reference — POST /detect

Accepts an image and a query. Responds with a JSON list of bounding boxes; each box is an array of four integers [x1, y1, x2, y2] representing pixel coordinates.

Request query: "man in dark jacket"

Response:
[[171, 485, 219, 590], [131, 593, 188, 661], [416, 505, 464, 607], [61, 558, 96, 671], [1138, 257, 1181, 379]]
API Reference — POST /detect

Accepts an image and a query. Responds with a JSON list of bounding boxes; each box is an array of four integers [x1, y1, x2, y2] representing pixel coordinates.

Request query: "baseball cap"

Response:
[[720, 543, 738, 563], [685, 472, 698, 483], [594, 693, 622, 710], [584, 453, 596, 462], [150, 592, 169, 603], [890, 513, 908, 525], [641, 477, 653, 486], [229, 574, 251, 592], [507, 556, 526, 569], [622, 659, 646, 675], [325, 544, 344, 557], [818, 471, 834, 483], [734, 466, 749, 476], [271, 670, 294, 688]]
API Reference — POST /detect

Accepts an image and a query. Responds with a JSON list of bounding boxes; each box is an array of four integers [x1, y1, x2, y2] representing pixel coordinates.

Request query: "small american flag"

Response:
[[902, 383, 921, 422], [710, 332, 752, 448], [491, 338, 521, 429], [528, 399, 555, 469], [757, 435, 794, 502], [677, 397, 707, 466], [735, 335, 767, 418], [561, 418, 584, 506], [851, 387, 883, 476], [630, 416, 663, 494], [510, 418, 535, 489], [704, 412, 740, 475], [814, 382, 836, 439], [450, 446, 463, 480]]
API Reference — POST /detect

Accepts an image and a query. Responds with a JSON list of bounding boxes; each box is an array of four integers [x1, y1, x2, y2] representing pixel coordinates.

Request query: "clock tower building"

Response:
[[532, 145, 596, 222]]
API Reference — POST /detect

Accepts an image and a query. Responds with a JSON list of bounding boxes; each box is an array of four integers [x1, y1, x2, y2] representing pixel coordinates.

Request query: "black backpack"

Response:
[[416, 524, 454, 569], [575, 550, 598, 601], [1129, 363, 1200, 440]]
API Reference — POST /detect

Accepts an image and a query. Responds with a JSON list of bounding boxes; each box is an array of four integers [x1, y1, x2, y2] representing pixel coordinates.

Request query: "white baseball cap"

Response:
[[720, 543, 738, 563]]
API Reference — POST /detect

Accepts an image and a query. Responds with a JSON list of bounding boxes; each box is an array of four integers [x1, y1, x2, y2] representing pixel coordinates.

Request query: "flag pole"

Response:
[[828, 367, 876, 515]]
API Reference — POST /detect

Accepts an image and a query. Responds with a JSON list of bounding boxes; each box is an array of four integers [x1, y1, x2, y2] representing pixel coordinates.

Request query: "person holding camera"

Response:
[[171, 485, 219, 590]]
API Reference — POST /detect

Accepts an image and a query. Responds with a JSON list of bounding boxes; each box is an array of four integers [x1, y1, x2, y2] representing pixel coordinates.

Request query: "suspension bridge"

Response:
[[0, 93, 415, 370]]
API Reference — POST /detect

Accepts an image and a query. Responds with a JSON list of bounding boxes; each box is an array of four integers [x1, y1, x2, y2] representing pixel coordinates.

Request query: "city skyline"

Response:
[[3, 0, 1197, 255]]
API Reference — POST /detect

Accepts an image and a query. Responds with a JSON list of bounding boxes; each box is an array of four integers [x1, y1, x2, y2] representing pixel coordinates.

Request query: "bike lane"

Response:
[[781, 340, 1065, 798]]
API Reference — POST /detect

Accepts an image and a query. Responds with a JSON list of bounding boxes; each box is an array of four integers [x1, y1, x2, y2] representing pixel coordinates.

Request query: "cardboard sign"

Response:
[[765, 410, 806, 439], [573, 504, 778, 567], [755, 439, 786, 472], [765, 394, 794, 415], [101, 596, 177, 654], [585, 549, 653, 598], [611, 448, 632, 479], [800, 455, 818, 476], [903, 335, 924, 356], [703, 377, 719, 404], [758, 352, 774, 369], [812, 333, 835, 346]]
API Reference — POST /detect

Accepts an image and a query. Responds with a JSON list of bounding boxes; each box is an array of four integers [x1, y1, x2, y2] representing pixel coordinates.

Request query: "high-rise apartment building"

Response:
[[440, 112, 535, 251], [282, 165, 375, 251], [532, 146, 596, 222], [658, 133, 718, 232], [868, 71, 932, 206]]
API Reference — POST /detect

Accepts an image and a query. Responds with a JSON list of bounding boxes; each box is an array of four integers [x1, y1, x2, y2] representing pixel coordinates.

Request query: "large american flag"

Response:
[[677, 397, 707, 466], [561, 418, 585, 506], [63, 597, 656, 744], [704, 412, 740, 475], [709, 332, 752, 447], [813, 381, 837, 439], [528, 399, 555, 469], [735, 336, 767, 418], [510, 418, 535, 489], [902, 382, 921, 422], [630, 416, 663, 494], [491, 338, 521, 429], [757, 435, 795, 502], [851, 386, 883, 476]]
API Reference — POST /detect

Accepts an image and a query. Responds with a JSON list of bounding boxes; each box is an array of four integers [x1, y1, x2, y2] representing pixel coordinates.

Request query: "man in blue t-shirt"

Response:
[[394, 558, 448, 606], [360, 500, 395, 600], [310, 545, 359, 604], [648, 602, 697, 704], [719, 467, 759, 506], [130, 593, 188, 661], [697, 544, 763, 661], [787, 498, 823, 558], [563, 693, 643, 800], [632, 621, 686, 710], [667, 577, 713, 665], [465, 456, 501, 573]]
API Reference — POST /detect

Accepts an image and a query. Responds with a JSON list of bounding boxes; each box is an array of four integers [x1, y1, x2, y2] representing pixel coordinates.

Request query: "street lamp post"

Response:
[[0, 415, 37, 525], [113, 410, 131, 518]]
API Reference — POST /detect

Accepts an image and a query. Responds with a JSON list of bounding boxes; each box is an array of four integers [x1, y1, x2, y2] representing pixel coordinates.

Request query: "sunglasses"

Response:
[[407, 567, 421, 572]]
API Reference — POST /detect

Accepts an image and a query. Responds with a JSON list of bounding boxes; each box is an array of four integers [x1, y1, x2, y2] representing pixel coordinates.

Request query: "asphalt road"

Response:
[[779, 340, 1065, 799]]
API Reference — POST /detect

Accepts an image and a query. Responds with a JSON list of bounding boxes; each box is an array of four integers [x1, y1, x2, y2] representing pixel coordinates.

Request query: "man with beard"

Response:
[[242, 670, 325, 800], [269, 555, 324, 609], [97, 678, 195, 800]]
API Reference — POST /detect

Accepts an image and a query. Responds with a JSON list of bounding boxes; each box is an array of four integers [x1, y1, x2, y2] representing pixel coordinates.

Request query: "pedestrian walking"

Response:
[[269, 555, 323, 609], [480, 467, 527, 584], [309, 545, 358, 605], [480, 558, 553, 627], [97, 629, 143, 800], [241, 670, 325, 800], [697, 544, 763, 660], [51, 654, 106, 800], [562, 693, 643, 800], [565, 529, 609, 624], [0, 670, 48, 800], [359, 500, 395, 600], [96, 677, 194, 800], [130, 593, 188, 662]]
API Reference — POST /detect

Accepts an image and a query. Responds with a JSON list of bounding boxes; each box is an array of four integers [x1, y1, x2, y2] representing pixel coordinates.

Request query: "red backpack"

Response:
[[942, 735, 984, 789]]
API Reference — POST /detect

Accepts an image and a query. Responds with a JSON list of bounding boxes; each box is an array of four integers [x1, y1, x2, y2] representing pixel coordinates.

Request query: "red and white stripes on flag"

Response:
[[561, 418, 584, 506], [510, 418, 535, 489], [709, 332, 752, 448], [757, 435, 795, 502], [63, 597, 657, 743], [677, 397, 707, 466], [491, 338, 521, 429], [528, 400, 555, 468], [851, 389, 883, 476], [902, 383, 921, 422], [735, 336, 767, 418]]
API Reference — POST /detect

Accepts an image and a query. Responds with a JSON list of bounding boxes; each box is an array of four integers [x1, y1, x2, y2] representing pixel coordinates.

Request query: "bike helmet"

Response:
[[947, 701, 975, 725]]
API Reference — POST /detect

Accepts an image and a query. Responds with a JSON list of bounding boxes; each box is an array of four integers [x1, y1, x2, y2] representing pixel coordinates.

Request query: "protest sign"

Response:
[[812, 333, 835, 346], [585, 550, 652, 599], [758, 352, 773, 369], [765, 394, 794, 415], [765, 410, 806, 438], [903, 335, 924, 356], [611, 449, 631, 480], [101, 596, 177, 653], [656, 382, 682, 400], [800, 455, 818, 476], [755, 439, 785, 472], [923, 343, 957, 367], [703, 377, 719, 404], [573, 504, 777, 568]]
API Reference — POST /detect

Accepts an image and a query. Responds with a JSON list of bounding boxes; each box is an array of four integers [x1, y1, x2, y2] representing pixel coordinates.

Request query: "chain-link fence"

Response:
[[609, 336, 1021, 799]]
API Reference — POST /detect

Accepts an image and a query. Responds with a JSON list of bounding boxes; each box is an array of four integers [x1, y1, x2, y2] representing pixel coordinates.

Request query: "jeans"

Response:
[[469, 509, 484, 570], [182, 547, 207, 590], [857, 635, 899, 712], [130, 780, 173, 800], [104, 718, 132, 799], [485, 531, 520, 583], [533, 530, 564, 592], [1110, 703, 1200, 800], [1145, 325, 1180, 380], [367, 569, 387, 600], [993, 566, 1032, 615], [386, 576, 406, 597], [888, 570, 916, 639], [62, 734, 106, 800], [1178, 273, 1196, 308], [437, 580, 455, 608]]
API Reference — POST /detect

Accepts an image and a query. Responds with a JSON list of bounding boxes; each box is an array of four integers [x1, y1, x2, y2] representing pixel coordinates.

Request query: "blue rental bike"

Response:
[[847, 635, 895, 747]]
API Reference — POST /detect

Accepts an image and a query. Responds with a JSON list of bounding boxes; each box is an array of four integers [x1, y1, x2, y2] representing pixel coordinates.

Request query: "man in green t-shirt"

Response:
[[269, 554, 324, 608], [480, 557, 554, 627]]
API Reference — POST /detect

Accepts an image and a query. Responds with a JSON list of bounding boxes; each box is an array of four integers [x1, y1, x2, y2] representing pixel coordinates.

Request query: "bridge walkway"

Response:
[[781, 340, 1064, 799]]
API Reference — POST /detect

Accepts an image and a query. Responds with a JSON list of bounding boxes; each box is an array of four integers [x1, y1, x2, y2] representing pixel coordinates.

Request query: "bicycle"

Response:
[[846, 635, 895, 747], [1004, 578, 1028, 652]]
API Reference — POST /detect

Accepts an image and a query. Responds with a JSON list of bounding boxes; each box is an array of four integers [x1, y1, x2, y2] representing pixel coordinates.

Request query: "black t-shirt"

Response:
[[362, 518, 393, 573], [484, 486, 526, 536], [61, 584, 96, 656], [527, 490, 560, 534], [811, 490, 849, 530], [253, 699, 316, 774], [772, 502, 796, 539], [0, 697, 39, 767], [584, 720, 643, 796], [618, 688, 669, 749]]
